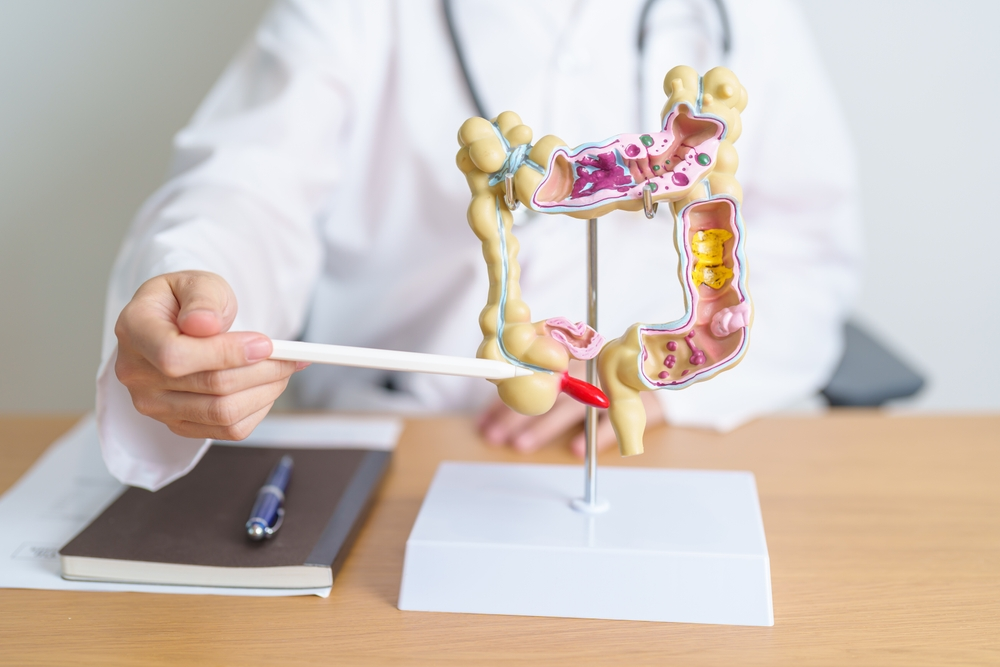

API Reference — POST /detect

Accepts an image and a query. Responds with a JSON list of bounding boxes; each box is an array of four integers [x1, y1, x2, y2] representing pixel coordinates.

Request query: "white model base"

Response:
[[398, 463, 773, 626]]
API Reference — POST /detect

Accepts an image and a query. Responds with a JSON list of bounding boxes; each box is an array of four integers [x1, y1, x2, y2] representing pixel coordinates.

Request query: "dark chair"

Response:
[[821, 321, 925, 407]]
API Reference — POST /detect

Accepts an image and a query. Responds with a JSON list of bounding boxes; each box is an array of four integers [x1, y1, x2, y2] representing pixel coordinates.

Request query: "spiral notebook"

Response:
[[59, 443, 390, 590]]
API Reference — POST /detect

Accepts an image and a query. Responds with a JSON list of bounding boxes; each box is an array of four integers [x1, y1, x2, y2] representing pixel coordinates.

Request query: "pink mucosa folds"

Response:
[[543, 317, 605, 360], [710, 302, 751, 338], [531, 106, 725, 212]]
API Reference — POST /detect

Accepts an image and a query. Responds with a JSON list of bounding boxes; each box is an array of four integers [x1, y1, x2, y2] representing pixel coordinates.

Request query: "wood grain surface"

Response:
[[0, 412, 997, 666]]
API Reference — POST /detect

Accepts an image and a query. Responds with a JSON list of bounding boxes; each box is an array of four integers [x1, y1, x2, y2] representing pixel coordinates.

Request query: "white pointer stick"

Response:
[[269, 339, 534, 380]]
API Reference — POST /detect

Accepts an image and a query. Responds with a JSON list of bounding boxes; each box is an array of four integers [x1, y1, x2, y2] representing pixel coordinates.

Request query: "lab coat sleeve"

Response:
[[655, 0, 863, 430], [96, 0, 393, 490]]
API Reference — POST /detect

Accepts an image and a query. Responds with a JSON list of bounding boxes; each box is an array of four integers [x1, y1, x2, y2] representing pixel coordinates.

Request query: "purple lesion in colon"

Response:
[[571, 152, 633, 199]]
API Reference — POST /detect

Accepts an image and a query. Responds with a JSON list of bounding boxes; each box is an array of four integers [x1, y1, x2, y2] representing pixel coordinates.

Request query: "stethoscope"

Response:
[[443, 0, 732, 120]]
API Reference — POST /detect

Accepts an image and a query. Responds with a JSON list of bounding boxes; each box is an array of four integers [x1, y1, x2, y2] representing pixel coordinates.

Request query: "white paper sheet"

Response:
[[0, 413, 402, 597]]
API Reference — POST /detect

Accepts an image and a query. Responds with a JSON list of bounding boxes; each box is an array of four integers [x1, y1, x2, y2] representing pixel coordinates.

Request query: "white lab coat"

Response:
[[97, 0, 862, 491]]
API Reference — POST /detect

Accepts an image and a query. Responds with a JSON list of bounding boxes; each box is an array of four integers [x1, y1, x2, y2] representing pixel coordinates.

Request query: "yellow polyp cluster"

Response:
[[691, 229, 733, 289]]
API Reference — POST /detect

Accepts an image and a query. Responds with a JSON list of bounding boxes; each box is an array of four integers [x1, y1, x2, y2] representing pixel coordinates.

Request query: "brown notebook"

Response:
[[59, 444, 390, 589]]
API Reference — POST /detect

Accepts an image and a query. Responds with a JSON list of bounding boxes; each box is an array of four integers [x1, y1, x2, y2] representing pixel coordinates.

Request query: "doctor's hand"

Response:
[[113, 271, 306, 441], [476, 385, 664, 457]]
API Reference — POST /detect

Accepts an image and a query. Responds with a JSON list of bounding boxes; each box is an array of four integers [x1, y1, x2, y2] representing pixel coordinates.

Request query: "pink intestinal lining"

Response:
[[544, 317, 605, 360]]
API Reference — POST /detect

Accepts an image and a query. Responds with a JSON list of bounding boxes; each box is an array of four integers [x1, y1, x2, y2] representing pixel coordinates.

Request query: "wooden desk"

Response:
[[0, 413, 997, 666]]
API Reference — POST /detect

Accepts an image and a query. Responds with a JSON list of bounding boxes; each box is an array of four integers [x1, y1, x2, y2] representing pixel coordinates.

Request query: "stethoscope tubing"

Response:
[[442, 0, 732, 119]]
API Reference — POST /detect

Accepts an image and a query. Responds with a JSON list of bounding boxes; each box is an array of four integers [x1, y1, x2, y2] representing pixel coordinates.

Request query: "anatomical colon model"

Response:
[[456, 66, 750, 456]]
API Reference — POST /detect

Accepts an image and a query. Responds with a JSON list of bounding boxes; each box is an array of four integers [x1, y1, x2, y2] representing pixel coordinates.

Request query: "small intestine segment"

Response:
[[456, 66, 750, 457]]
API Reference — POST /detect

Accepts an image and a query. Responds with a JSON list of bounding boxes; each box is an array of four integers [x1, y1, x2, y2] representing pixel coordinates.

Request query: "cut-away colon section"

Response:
[[531, 105, 725, 212], [639, 197, 749, 388], [538, 317, 605, 360]]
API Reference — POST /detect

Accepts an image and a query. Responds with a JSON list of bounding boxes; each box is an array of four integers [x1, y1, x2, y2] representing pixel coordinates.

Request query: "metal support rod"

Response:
[[583, 217, 599, 508]]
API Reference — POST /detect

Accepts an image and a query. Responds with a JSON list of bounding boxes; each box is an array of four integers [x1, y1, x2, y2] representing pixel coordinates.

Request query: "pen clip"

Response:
[[263, 506, 284, 538], [246, 457, 292, 541], [246, 484, 287, 540]]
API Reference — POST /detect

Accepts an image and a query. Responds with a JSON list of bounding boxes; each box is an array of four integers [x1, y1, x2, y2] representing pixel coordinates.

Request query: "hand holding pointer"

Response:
[[114, 271, 305, 441]]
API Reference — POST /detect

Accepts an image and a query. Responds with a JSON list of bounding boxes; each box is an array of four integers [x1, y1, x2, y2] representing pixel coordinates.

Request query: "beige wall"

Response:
[[0, 0, 270, 411], [798, 0, 1000, 411], [1, 0, 998, 412]]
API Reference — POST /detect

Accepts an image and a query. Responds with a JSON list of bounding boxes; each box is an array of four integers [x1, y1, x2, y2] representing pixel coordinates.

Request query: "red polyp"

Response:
[[560, 371, 610, 409]]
